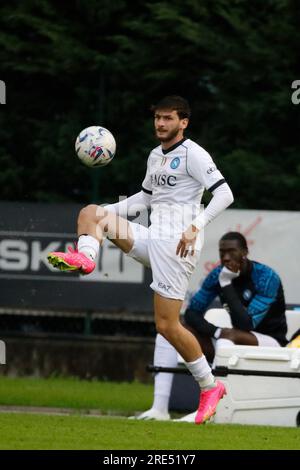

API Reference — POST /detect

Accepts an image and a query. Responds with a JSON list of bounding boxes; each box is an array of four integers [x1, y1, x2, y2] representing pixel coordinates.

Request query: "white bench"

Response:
[[172, 308, 300, 426], [204, 308, 300, 427]]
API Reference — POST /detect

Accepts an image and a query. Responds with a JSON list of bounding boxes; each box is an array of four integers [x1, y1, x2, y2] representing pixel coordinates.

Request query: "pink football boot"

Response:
[[47, 246, 95, 275], [195, 380, 226, 424]]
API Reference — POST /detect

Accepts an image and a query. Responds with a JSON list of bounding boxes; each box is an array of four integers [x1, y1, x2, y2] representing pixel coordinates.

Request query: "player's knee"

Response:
[[78, 204, 106, 224], [155, 321, 177, 343], [155, 320, 169, 338], [78, 204, 97, 223]]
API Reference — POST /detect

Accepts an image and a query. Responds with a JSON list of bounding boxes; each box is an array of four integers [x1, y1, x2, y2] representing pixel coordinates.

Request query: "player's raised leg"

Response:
[[154, 293, 226, 424], [47, 204, 134, 274]]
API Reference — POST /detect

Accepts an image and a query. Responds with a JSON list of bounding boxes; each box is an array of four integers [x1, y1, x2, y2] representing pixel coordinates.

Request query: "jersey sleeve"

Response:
[[188, 267, 221, 313], [141, 157, 152, 194], [247, 268, 281, 328], [192, 182, 234, 230], [187, 147, 225, 192], [105, 191, 151, 217]]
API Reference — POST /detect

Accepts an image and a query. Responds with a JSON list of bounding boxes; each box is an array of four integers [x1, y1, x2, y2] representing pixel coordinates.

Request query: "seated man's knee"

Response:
[[184, 309, 198, 329]]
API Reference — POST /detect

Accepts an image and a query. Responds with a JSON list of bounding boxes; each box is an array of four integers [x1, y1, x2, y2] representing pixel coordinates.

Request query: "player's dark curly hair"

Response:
[[220, 232, 248, 251], [151, 95, 191, 119]]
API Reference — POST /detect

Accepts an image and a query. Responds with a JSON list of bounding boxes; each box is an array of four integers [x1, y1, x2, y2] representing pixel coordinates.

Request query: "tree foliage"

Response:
[[0, 0, 299, 208]]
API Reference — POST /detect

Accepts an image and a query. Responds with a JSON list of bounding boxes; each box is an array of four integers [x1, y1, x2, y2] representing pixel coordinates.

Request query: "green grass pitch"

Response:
[[0, 376, 298, 450]]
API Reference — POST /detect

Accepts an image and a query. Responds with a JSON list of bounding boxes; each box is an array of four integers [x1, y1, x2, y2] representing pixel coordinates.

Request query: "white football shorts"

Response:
[[126, 222, 202, 300]]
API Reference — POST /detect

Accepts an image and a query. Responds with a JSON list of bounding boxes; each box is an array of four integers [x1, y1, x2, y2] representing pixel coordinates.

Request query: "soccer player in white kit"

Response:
[[48, 96, 234, 424]]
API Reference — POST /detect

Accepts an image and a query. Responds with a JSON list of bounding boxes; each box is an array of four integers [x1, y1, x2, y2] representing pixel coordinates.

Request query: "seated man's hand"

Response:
[[218, 266, 240, 287]]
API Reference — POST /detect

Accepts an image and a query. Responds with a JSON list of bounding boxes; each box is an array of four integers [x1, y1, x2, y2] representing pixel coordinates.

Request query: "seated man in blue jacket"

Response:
[[133, 231, 287, 421]]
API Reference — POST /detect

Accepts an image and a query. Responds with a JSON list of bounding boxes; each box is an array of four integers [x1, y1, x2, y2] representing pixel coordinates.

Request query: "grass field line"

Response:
[[0, 405, 125, 419], [0, 376, 154, 414]]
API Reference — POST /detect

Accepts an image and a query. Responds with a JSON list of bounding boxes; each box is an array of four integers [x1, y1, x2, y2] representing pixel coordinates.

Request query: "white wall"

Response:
[[187, 209, 300, 305]]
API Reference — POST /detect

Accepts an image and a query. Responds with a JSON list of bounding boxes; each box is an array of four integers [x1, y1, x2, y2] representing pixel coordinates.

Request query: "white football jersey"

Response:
[[142, 138, 225, 239]]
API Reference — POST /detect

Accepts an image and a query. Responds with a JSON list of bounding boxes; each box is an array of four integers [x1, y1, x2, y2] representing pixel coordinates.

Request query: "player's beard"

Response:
[[156, 126, 180, 143]]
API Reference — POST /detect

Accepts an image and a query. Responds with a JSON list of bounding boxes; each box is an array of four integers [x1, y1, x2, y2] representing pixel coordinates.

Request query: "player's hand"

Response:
[[219, 266, 240, 287], [176, 224, 199, 258]]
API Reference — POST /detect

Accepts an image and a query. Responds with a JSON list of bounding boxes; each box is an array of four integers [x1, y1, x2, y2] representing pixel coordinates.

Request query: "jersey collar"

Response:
[[161, 138, 187, 155]]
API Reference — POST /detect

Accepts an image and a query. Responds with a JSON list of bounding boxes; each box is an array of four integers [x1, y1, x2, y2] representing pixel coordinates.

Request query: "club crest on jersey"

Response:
[[170, 157, 180, 169]]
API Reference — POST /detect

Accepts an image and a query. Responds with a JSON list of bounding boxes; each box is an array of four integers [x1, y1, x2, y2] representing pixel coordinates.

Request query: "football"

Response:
[[75, 126, 116, 168]]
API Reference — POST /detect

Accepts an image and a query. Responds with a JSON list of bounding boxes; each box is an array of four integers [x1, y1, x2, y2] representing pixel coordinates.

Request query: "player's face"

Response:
[[154, 109, 188, 144], [219, 240, 248, 273]]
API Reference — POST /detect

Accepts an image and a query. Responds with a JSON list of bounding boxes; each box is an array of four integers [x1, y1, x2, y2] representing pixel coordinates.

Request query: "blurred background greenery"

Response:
[[0, 0, 299, 208]]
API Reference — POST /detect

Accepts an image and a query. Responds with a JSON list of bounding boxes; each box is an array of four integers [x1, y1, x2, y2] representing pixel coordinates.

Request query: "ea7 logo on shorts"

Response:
[[158, 282, 171, 292], [207, 166, 216, 174]]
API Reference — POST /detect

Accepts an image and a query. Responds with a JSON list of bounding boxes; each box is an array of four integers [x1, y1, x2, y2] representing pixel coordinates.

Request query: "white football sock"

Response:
[[152, 334, 178, 413], [77, 235, 99, 261], [185, 355, 215, 391]]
